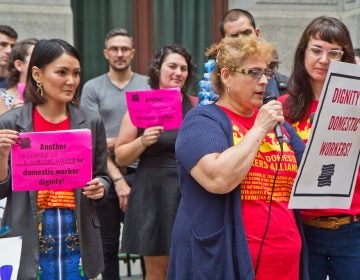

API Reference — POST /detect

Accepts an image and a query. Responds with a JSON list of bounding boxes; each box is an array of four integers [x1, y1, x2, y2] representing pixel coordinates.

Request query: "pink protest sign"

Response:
[[11, 129, 92, 191], [126, 88, 182, 130], [16, 83, 25, 101]]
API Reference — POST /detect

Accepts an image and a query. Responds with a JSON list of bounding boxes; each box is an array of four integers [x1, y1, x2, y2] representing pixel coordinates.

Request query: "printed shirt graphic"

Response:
[[220, 106, 301, 280], [33, 108, 76, 210], [284, 98, 360, 219], [291, 100, 318, 144]]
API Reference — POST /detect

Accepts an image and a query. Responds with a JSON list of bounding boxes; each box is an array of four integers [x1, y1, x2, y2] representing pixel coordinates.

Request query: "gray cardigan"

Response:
[[0, 102, 110, 279]]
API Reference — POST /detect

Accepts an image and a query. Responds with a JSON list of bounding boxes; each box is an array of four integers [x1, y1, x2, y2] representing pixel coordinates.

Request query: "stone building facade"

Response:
[[0, 0, 359, 75], [0, 0, 73, 44]]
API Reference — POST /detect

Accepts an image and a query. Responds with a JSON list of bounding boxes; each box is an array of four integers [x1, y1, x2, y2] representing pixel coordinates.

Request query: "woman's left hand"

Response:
[[83, 177, 105, 200], [255, 100, 284, 134]]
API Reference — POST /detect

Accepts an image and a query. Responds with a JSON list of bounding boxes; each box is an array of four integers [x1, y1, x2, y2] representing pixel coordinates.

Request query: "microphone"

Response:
[[310, 113, 315, 124], [263, 95, 284, 144]]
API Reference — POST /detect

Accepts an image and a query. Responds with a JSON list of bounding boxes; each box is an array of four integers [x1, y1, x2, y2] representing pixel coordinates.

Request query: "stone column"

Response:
[[229, 0, 360, 75], [0, 0, 73, 44]]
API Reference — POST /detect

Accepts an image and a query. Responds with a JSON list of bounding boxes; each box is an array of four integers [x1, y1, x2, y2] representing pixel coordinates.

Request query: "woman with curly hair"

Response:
[[115, 44, 196, 280], [168, 36, 309, 280]]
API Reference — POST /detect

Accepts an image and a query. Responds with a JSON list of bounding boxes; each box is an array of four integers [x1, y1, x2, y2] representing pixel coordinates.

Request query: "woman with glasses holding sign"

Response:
[[167, 36, 308, 280], [0, 39, 110, 279], [114, 44, 196, 280], [279, 16, 360, 280]]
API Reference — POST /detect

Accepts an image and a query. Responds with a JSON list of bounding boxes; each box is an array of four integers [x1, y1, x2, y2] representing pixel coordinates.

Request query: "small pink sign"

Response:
[[11, 129, 92, 191], [16, 83, 25, 101], [126, 88, 182, 130]]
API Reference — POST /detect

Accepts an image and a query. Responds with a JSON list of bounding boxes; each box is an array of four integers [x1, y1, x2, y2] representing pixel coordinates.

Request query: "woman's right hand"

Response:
[[0, 129, 18, 158], [115, 112, 164, 166], [140, 126, 164, 147], [254, 100, 284, 134]]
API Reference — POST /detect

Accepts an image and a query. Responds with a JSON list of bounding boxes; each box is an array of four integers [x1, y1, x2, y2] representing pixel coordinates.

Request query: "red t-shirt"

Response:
[[33, 107, 76, 210], [220, 106, 301, 280], [279, 94, 360, 220]]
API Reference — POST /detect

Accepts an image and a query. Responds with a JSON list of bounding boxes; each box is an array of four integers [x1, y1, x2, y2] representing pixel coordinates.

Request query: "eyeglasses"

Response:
[[307, 45, 344, 61], [230, 67, 273, 80], [106, 46, 132, 55]]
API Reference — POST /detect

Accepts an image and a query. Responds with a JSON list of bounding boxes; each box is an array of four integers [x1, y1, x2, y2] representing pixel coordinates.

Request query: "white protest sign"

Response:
[[0, 237, 22, 280], [289, 61, 360, 209]]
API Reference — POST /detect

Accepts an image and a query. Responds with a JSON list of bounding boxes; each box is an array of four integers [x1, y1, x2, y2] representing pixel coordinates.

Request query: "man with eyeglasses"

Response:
[[81, 28, 150, 280], [0, 25, 17, 89]]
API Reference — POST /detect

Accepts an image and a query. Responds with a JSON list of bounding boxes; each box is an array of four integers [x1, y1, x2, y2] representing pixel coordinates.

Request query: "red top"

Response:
[[220, 105, 301, 280]]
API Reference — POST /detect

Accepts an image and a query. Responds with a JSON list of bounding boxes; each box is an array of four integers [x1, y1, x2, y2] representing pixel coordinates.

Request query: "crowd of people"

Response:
[[0, 7, 359, 280]]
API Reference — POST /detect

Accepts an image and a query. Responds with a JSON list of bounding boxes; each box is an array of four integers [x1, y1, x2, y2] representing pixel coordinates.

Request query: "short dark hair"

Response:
[[148, 44, 196, 95], [25, 39, 81, 105], [219, 9, 256, 38], [104, 28, 133, 47], [7, 38, 38, 89], [0, 25, 17, 39]]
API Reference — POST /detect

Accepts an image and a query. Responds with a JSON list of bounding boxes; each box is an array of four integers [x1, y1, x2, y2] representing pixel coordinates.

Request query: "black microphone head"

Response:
[[263, 93, 277, 104], [310, 113, 315, 124]]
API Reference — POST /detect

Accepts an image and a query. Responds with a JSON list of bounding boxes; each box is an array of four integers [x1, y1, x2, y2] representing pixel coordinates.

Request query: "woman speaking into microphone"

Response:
[[167, 36, 308, 280]]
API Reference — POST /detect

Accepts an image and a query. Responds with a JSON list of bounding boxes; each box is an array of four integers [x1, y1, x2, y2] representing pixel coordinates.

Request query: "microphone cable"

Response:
[[254, 142, 284, 275]]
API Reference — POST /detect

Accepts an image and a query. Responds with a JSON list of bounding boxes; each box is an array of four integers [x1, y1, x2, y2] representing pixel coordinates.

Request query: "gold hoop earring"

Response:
[[226, 86, 230, 94], [36, 81, 43, 97]]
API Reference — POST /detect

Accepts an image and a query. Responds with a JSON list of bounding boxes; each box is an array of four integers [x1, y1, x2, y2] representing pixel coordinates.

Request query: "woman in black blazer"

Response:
[[0, 39, 110, 280]]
